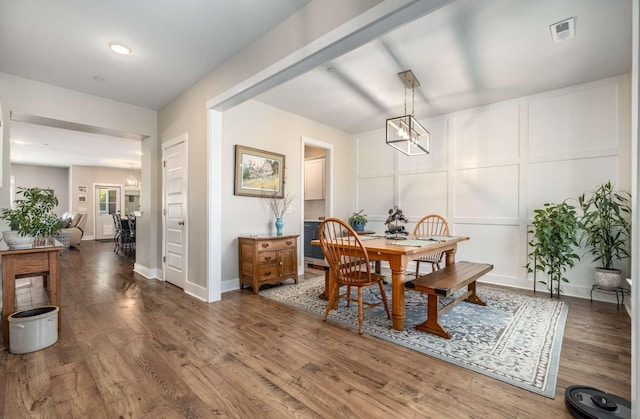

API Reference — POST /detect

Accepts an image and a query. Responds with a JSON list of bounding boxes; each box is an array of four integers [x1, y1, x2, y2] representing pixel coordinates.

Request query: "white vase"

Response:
[[2, 231, 35, 249], [594, 267, 622, 290]]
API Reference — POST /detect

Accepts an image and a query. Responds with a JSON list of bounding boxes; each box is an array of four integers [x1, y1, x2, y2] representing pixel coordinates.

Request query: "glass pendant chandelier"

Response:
[[125, 164, 139, 187], [386, 70, 430, 156]]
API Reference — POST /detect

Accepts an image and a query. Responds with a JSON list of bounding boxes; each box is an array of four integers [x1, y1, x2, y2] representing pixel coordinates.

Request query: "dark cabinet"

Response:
[[303, 221, 324, 259]]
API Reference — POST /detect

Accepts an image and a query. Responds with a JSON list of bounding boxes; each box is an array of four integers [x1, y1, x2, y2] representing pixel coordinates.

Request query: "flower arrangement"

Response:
[[264, 193, 296, 219]]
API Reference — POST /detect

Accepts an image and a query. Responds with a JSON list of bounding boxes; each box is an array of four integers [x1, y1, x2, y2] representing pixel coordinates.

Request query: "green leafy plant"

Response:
[[0, 187, 61, 238], [577, 181, 631, 270], [526, 202, 580, 295], [348, 209, 367, 231]]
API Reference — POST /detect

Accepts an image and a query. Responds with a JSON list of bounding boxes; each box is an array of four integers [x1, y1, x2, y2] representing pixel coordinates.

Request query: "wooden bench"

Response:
[[411, 261, 493, 339]]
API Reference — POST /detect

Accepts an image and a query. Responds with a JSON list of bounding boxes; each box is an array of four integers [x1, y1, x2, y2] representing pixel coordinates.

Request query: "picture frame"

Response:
[[77, 185, 88, 193], [234, 145, 285, 198], [77, 194, 87, 203]]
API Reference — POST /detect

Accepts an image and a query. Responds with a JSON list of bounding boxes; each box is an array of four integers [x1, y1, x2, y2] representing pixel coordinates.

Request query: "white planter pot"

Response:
[[594, 267, 622, 290], [2, 231, 35, 249]]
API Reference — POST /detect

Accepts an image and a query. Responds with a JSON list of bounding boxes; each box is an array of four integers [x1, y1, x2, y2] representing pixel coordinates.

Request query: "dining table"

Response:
[[312, 234, 469, 331]]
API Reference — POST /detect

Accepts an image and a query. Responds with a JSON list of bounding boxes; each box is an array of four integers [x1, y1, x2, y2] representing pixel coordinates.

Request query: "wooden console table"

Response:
[[1, 241, 64, 345]]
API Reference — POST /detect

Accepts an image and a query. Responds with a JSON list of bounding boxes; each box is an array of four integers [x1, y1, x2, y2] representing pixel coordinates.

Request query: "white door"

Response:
[[95, 186, 121, 240], [163, 136, 188, 289]]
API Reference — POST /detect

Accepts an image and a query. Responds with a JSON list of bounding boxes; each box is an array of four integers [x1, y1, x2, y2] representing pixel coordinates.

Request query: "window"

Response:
[[98, 188, 118, 215]]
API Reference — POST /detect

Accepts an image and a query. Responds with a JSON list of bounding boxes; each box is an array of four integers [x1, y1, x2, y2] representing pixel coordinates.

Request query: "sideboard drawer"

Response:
[[258, 251, 277, 264], [257, 266, 279, 281], [257, 238, 296, 251]]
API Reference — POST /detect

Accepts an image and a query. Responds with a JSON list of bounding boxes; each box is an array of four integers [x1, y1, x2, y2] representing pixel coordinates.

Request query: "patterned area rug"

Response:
[[260, 273, 568, 398]]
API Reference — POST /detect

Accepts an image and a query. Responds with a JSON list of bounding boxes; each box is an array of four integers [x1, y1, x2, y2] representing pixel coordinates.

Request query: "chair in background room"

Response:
[[111, 212, 135, 256], [318, 217, 390, 334], [412, 214, 449, 277]]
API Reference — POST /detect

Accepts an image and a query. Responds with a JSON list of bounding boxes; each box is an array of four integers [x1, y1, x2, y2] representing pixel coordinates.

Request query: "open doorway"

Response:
[[300, 137, 333, 267]]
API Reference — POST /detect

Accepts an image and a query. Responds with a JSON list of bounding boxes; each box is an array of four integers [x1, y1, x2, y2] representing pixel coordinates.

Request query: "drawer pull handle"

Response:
[[261, 243, 269, 248], [286, 241, 292, 245], [264, 271, 272, 276], [264, 256, 272, 261]]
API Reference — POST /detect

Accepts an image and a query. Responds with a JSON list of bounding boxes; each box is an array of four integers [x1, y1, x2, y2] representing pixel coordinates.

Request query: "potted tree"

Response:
[[348, 209, 368, 232], [526, 201, 580, 296], [0, 187, 62, 249], [577, 181, 631, 290]]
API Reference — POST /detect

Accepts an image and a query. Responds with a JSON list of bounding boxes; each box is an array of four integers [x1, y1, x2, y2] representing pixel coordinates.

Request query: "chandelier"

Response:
[[386, 70, 430, 156]]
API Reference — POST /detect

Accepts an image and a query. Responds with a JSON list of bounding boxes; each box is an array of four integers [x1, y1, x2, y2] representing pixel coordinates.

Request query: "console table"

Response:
[[238, 235, 299, 294], [1, 241, 65, 345]]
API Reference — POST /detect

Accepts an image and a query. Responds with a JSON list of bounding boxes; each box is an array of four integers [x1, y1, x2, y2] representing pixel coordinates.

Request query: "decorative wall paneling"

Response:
[[354, 75, 630, 302]]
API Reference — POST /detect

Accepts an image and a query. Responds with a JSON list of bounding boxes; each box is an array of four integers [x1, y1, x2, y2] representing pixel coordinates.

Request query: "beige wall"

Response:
[[157, 0, 392, 299], [221, 100, 355, 283], [11, 164, 70, 216], [0, 73, 156, 269], [70, 165, 141, 238]]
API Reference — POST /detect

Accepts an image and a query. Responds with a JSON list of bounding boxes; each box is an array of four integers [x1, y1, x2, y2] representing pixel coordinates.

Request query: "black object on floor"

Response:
[[565, 386, 630, 419]]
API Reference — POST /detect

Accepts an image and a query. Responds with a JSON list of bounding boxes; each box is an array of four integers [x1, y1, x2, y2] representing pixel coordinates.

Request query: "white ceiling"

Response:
[[0, 0, 310, 168], [256, 0, 632, 133], [0, 0, 633, 167]]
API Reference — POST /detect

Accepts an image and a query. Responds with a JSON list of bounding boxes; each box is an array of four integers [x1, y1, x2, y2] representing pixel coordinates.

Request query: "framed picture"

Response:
[[234, 145, 285, 198], [77, 194, 87, 203], [77, 185, 88, 193]]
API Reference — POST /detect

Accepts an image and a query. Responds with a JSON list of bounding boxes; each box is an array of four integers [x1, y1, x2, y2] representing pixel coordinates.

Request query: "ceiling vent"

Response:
[[550, 17, 575, 43]]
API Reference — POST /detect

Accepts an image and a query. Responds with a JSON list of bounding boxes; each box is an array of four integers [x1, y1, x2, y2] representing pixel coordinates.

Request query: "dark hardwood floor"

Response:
[[0, 241, 631, 418]]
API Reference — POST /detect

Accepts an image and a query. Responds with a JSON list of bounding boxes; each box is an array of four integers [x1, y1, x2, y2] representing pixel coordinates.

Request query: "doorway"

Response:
[[94, 185, 121, 240], [300, 137, 333, 267]]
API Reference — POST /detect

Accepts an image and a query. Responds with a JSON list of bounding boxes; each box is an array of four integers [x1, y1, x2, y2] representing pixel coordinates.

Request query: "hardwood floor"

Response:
[[0, 241, 631, 418]]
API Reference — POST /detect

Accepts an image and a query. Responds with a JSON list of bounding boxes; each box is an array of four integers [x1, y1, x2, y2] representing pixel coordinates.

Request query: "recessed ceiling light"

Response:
[[108, 41, 132, 56]]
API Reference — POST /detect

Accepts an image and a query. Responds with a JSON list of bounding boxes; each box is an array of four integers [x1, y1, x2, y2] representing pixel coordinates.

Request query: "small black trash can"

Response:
[[8, 306, 59, 354]]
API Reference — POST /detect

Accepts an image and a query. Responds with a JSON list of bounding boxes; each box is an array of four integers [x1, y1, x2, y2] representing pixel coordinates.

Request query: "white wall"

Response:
[[220, 100, 355, 290], [354, 75, 631, 302]]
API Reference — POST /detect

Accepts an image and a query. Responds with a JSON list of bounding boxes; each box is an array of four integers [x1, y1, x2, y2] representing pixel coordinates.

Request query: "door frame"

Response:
[[162, 133, 189, 289], [300, 136, 334, 274], [92, 183, 123, 240]]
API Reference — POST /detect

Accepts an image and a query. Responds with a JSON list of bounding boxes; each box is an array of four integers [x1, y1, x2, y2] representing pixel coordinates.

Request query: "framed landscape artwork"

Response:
[[234, 145, 285, 198]]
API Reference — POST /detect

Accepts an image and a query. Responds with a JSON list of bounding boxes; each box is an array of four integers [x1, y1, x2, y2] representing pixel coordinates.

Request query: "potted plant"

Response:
[[348, 209, 368, 232], [0, 187, 62, 249], [577, 181, 631, 290], [526, 201, 580, 296]]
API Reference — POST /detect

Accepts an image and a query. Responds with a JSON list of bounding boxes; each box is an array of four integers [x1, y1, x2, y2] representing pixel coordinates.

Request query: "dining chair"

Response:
[[412, 214, 449, 277], [318, 217, 390, 334]]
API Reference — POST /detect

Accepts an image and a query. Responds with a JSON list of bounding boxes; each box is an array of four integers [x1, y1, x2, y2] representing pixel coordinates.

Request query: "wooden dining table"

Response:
[[312, 235, 469, 331]]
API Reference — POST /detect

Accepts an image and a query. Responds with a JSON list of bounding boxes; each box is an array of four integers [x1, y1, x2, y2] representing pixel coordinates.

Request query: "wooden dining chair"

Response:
[[412, 214, 449, 277], [318, 218, 390, 334]]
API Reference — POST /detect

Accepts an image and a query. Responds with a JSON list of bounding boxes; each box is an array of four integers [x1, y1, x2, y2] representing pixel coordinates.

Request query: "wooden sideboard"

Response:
[[1, 241, 65, 345], [238, 235, 299, 294]]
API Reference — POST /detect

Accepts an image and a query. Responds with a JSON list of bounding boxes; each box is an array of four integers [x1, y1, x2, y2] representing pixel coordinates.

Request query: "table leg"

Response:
[[390, 257, 406, 330], [48, 250, 62, 331], [445, 245, 457, 266], [2, 258, 15, 345]]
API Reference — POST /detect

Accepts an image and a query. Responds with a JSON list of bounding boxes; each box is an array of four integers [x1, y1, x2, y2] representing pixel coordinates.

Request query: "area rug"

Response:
[[260, 274, 568, 398]]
